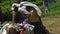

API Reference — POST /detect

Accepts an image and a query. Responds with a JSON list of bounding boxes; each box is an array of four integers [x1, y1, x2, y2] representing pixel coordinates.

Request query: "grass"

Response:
[[42, 9, 60, 17], [2, 21, 12, 26], [42, 15, 60, 34]]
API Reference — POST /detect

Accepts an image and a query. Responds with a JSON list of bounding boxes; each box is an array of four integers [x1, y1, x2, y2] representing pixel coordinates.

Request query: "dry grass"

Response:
[[42, 15, 60, 34]]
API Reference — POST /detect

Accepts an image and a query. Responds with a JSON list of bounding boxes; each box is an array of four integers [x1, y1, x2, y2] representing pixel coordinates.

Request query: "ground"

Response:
[[42, 15, 60, 34]]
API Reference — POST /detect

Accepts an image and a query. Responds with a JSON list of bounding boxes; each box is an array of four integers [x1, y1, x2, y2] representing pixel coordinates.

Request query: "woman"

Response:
[[19, 1, 48, 34], [12, 0, 48, 34]]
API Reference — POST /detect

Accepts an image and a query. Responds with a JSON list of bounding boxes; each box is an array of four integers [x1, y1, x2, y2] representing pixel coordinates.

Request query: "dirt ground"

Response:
[[42, 15, 60, 34]]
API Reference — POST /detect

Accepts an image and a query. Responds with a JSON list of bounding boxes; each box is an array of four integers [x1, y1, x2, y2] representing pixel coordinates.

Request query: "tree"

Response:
[[0, 0, 15, 21], [0, 7, 3, 25]]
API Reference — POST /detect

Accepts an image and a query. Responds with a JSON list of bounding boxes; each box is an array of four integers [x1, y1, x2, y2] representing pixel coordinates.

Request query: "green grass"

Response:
[[43, 9, 60, 17]]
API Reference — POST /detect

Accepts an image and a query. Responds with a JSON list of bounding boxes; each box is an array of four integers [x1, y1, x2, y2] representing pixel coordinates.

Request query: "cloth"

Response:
[[20, 1, 42, 16], [30, 22, 47, 34], [12, 3, 30, 15], [22, 19, 34, 31], [24, 24, 34, 31], [12, 1, 42, 17], [12, 3, 20, 11], [18, 6, 30, 15], [22, 19, 29, 26], [0, 26, 3, 30]]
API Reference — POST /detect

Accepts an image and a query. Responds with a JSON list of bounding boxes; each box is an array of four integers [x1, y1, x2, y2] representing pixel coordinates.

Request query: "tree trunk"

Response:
[[0, 7, 3, 25]]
